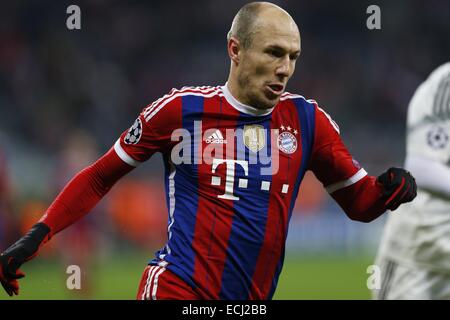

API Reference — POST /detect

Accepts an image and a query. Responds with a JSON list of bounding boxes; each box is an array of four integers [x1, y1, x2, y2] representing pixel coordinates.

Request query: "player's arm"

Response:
[[309, 104, 416, 223], [405, 155, 450, 200], [0, 92, 181, 296], [403, 65, 450, 200]]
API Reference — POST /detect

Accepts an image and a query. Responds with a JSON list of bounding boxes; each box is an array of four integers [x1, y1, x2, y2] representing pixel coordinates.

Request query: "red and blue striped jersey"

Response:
[[114, 85, 366, 299]]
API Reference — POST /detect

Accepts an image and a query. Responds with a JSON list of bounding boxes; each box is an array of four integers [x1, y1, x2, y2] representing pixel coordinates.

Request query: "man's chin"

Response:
[[255, 101, 277, 110], [260, 94, 280, 109], [248, 92, 279, 110]]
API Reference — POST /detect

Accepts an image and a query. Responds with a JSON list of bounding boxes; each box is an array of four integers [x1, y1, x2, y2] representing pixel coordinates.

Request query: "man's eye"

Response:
[[268, 50, 283, 58]]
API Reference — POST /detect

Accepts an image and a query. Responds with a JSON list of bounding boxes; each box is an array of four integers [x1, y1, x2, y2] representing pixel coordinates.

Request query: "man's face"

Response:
[[236, 19, 301, 109]]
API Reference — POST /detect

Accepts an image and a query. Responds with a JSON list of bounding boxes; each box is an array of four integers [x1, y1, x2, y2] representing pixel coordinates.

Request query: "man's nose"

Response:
[[276, 57, 290, 78]]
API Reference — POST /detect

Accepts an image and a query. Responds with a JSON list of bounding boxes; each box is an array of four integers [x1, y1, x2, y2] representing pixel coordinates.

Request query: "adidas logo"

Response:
[[205, 130, 227, 144]]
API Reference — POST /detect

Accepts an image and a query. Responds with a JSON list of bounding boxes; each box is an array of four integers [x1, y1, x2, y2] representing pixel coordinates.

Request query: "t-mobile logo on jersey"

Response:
[[211, 159, 248, 200], [210, 158, 289, 200]]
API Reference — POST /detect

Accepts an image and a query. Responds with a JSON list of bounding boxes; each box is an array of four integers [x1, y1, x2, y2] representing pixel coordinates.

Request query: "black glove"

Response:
[[0, 222, 50, 296], [377, 167, 417, 211]]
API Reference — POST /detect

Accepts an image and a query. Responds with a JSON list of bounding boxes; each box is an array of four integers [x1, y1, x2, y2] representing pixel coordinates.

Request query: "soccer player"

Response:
[[1, 2, 416, 299], [373, 62, 450, 300]]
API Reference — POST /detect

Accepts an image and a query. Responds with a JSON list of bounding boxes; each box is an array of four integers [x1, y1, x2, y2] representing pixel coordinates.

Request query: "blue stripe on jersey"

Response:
[[219, 114, 273, 300], [150, 155, 174, 264], [267, 98, 316, 299], [152, 95, 204, 289], [288, 98, 316, 219], [163, 153, 171, 221]]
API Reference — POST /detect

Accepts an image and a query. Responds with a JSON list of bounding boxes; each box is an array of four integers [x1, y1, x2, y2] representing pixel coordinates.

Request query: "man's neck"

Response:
[[226, 78, 248, 106], [222, 81, 274, 116]]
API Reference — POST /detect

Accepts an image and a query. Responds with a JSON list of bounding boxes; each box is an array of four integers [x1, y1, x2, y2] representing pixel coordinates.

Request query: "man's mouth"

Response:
[[266, 84, 285, 96]]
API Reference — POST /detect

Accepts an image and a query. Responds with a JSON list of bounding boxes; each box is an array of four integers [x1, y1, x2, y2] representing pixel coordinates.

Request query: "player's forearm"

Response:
[[331, 175, 386, 223], [39, 168, 109, 237], [39, 148, 133, 237], [405, 155, 450, 200]]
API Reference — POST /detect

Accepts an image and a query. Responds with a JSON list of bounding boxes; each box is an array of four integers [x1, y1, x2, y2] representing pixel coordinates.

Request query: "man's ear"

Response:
[[227, 37, 241, 65]]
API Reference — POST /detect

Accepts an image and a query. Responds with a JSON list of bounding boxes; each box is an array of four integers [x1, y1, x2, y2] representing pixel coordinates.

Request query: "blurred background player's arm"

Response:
[[405, 155, 450, 200], [404, 62, 450, 200], [0, 147, 134, 296], [309, 104, 417, 223]]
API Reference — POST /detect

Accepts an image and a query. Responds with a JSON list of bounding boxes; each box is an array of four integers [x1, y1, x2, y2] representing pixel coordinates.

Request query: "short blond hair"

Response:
[[227, 2, 265, 49]]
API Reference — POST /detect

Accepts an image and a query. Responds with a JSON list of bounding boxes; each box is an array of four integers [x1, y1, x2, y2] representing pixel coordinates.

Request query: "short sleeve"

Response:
[[114, 90, 182, 166], [407, 69, 450, 164], [309, 105, 367, 193]]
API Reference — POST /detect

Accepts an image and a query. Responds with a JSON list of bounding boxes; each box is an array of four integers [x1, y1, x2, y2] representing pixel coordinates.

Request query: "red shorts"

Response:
[[136, 265, 201, 300]]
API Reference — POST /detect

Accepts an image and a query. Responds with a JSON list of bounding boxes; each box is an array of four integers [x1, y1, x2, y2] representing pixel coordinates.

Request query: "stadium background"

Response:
[[0, 0, 448, 299]]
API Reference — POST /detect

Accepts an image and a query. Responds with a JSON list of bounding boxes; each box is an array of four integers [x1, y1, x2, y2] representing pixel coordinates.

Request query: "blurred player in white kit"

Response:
[[374, 62, 450, 299]]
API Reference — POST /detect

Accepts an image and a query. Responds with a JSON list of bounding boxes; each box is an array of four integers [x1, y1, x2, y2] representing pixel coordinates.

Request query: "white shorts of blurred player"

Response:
[[372, 255, 450, 300]]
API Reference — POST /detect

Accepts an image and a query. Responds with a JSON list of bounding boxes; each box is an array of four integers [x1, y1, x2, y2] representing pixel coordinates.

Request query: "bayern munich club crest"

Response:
[[277, 129, 298, 154], [124, 118, 143, 145]]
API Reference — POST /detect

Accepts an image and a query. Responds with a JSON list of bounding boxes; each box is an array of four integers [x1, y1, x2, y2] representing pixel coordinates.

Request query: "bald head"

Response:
[[226, 2, 301, 110], [227, 2, 299, 49]]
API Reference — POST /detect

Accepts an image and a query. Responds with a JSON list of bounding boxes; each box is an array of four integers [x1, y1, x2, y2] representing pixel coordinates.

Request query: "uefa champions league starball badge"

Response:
[[277, 125, 298, 154], [427, 126, 448, 150], [124, 118, 143, 145]]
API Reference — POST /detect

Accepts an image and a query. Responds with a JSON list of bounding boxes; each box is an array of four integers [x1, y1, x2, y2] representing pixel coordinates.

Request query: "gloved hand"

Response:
[[0, 222, 50, 296], [377, 167, 417, 211]]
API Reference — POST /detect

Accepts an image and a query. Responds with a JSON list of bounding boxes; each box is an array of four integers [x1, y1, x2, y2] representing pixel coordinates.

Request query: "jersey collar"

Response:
[[221, 83, 275, 116]]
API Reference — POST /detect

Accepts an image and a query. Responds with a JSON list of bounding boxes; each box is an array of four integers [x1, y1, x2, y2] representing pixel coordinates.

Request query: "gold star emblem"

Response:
[[280, 125, 285, 130], [287, 126, 292, 131], [294, 129, 298, 135]]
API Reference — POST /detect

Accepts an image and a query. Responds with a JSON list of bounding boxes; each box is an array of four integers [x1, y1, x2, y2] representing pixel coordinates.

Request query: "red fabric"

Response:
[[39, 147, 134, 237], [331, 175, 386, 223], [310, 106, 360, 187], [136, 265, 201, 300], [309, 103, 387, 222], [249, 100, 303, 299], [191, 96, 239, 299], [118, 89, 207, 163]]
